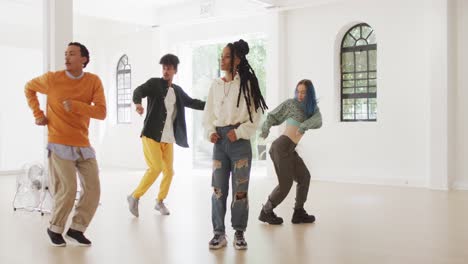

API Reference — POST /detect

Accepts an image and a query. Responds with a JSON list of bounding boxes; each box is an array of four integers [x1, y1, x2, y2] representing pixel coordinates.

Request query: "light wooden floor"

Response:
[[1, 167, 468, 264]]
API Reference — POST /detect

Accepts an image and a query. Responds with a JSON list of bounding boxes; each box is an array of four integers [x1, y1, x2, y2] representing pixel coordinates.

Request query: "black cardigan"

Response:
[[133, 78, 205, 148]]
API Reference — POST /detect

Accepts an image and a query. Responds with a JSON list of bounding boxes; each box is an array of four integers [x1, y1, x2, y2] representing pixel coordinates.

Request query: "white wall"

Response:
[[0, 1, 44, 171], [1, 47, 44, 171], [74, 15, 159, 169], [283, 0, 440, 187], [453, 0, 468, 189]]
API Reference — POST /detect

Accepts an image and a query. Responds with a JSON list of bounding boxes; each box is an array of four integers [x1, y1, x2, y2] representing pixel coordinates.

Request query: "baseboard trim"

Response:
[[312, 176, 427, 189], [452, 180, 468, 190], [0, 170, 23, 176]]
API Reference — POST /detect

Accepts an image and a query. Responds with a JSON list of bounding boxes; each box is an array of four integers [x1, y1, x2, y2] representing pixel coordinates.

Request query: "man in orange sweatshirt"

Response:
[[24, 42, 106, 247]]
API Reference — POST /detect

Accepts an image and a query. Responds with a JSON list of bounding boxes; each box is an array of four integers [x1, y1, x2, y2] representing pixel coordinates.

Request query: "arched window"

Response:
[[116, 55, 132, 124], [341, 23, 377, 121]]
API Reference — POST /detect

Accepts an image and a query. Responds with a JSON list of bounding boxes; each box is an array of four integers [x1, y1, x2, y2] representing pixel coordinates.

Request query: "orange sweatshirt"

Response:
[[25, 70, 107, 147]]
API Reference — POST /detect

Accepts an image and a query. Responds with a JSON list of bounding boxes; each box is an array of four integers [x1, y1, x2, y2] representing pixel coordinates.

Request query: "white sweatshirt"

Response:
[[203, 75, 262, 140]]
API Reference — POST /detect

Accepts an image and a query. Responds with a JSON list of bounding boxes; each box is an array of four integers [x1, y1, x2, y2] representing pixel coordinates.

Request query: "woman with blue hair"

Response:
[[259, 79, 322, 225]]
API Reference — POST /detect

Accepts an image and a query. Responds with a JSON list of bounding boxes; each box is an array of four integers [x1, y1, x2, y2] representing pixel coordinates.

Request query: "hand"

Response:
[[135, 104, 144, 115], [210, 133, 221, 144], [35, 116, 48, 126], [62, 100, 72, 112], [227, 129, 237, 142]]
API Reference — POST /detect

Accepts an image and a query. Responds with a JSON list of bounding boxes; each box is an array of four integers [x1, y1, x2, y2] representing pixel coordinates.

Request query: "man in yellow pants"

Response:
[[127, 54, 205, 217]]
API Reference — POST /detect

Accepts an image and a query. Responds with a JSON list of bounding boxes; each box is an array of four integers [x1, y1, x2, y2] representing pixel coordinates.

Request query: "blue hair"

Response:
[[294, 79, 317, 117]]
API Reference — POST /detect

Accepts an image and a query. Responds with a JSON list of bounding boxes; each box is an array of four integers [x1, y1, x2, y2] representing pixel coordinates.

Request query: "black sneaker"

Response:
[[259, 208, 284, 225], [291, 208, 316, 224], [65, 229, 92, 246], [47, 228, 66, 247], [208, 234, 227, 249], [233, 231, 248, 250]]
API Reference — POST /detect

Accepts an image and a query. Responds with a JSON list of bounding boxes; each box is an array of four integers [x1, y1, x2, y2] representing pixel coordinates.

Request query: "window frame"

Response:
[[116, 54, 132, 124], [340, 23, 377, 122]]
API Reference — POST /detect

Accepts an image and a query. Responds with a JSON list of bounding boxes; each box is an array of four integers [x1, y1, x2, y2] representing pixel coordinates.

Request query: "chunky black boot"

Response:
[[291, 208, 315, 224], [259, 208, 283, 225]]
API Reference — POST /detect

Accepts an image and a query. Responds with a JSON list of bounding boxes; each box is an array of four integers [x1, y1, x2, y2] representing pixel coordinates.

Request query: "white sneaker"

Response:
[[127, 195, 139, 217], [154, 201, 170, 215]]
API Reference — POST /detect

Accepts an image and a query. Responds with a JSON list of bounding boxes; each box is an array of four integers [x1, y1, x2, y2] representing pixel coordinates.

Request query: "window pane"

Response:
[[355, 98, 368, 119], [343, 80, 354, 88], [356, 39, 367, 46], [369, 50, 377, 71], [356, 72, 367, 79], [369, 86, 377, 93], [343, 99, 355, 120], [342, 73, 354, 80], [343, 99, 354, 111], [118, 108, 124, 122], [369, 79, 377, 86], [355, 51, 367, 72], [356, 80, 368, 87], [362, 26, 373, 39], [343, 35, 355, 47], [369, 98, 377, 119], [369, 72, 377, 78], [125, 107, 131, 122], [350, 27, 361, 40], [342, 52, 354, 72], [368, 32, 376, 44], [343, 88, 354, 94], [356, 87, 367, 93]]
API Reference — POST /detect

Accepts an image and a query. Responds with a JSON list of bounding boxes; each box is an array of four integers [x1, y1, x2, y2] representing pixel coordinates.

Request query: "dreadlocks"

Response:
[[226, 39, 268, 123]]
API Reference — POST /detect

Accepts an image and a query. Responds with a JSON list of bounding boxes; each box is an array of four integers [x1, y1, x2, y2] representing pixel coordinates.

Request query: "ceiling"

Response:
[[0, 0, 342, 26]]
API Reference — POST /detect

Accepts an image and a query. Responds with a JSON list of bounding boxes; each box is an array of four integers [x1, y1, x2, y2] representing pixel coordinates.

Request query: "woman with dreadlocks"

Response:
[[258, 79, 322, 225], [203, 39, 267, 250]]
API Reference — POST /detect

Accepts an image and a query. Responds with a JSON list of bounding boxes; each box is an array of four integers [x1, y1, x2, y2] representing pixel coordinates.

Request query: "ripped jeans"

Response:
[[211, 124, 252, 235]]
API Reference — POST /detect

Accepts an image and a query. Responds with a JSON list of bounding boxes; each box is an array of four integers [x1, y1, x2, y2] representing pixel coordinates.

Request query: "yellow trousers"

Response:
[[132, 136, 174, 201]]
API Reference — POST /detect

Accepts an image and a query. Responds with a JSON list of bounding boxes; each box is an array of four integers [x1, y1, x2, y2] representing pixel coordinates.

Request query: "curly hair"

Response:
[[159, 54, 180, 70], [68, 42, 90, 68]]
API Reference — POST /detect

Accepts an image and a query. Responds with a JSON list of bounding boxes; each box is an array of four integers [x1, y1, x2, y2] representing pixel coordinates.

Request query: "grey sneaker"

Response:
[[209, 234, 227, 249], [154, 201, 170, 215], [233, 230, 248, 250], [127, 195, 139, 217]]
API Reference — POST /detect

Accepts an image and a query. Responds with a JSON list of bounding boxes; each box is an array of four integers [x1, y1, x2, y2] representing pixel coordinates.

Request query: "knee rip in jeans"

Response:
[[232, 192, 248, 208], [235, 192, 247, 200], [213, 188, 223, 199], [213, 160, 222, 170], [235, 159, 249, 169]]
